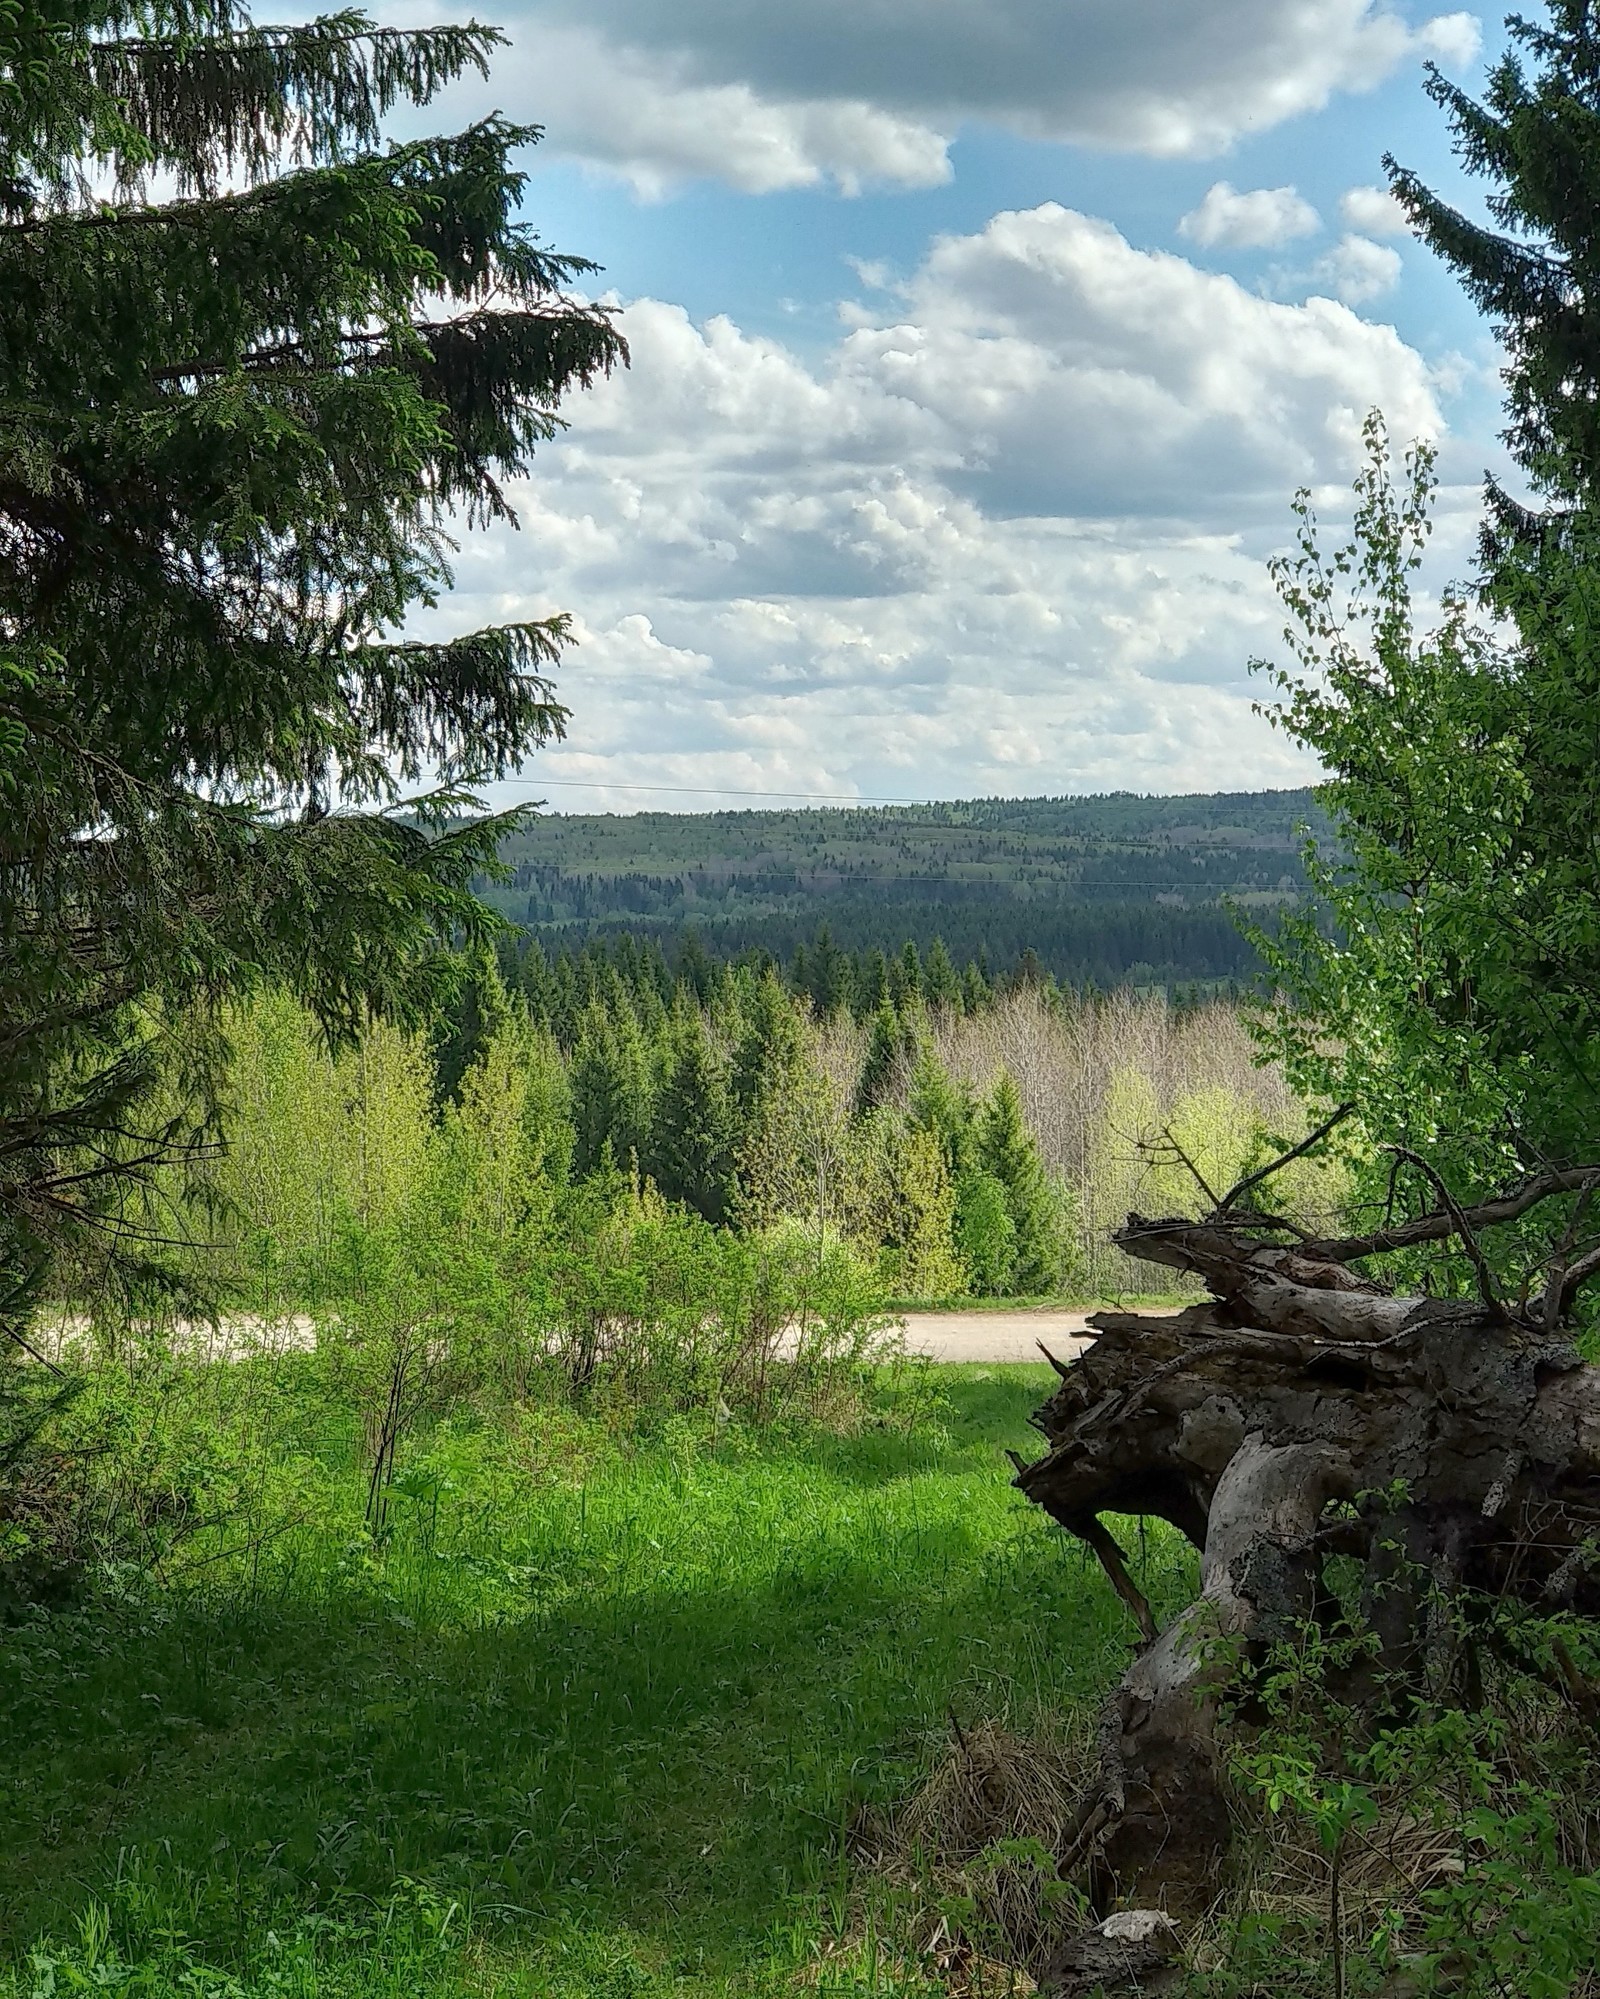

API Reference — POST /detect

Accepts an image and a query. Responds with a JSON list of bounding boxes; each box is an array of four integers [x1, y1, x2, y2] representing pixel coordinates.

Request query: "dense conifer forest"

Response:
[[483, 788, 1322, 988]]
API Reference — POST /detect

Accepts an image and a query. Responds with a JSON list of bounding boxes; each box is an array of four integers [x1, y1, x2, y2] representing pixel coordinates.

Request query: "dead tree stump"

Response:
[[1015, 1159, 1600, 1939]]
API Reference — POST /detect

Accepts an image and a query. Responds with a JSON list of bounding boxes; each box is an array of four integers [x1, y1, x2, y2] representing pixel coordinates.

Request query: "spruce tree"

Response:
[[854, 947, 891, 1021], [649, 1007, 734, 1223], [806, 924, 851, 1018], [570, 1002, 653, 1179], [853, 1001, 907, 1120], [924, 937, 962, 1013], [890, 940, 924, 1009], [730, 971, 802, 1123], [0, 1, 625, 1321], [907, 1040, 975, 1175], [1388, 4, 1600, 513], [976, 1071, 1060, 1293]]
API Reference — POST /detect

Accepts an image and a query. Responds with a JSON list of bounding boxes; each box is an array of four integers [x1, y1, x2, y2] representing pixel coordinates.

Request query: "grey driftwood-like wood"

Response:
[[1014, 1193, 1600, 1975]]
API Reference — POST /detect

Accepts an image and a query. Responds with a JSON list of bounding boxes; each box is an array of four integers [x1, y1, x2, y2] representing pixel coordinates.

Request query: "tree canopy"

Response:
[[0, 2, 625, 1325], [1254, 0, 1600, 1266], [1389, 1, 1600, 515]]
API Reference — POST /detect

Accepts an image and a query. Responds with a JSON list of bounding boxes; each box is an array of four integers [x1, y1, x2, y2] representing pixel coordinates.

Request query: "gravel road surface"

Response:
[[896, 1309, 1099, 1365]]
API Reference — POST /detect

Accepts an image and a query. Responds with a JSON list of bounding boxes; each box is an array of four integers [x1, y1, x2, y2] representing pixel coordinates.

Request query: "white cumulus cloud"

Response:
[[1339, 182, 1412, 235], [1180, 181, 1323, 249], [417, 207, 1463, 803], [1314, 232, 1405, 304], [382, 0, 1487, 193]]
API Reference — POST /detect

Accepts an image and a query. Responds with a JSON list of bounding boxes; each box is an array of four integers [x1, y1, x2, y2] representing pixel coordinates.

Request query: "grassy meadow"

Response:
[[0, 1356, 1191, 1999]]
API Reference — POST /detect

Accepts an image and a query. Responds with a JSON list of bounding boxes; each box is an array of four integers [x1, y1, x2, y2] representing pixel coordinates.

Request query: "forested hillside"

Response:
[[484, 788, 1322, 988]]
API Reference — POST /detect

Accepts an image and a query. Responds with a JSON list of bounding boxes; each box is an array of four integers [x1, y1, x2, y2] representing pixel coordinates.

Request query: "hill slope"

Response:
[[484, 788, 1323, 988]]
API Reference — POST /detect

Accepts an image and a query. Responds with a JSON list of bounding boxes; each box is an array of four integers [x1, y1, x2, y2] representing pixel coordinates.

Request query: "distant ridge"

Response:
[[483, 787, 1323, 990]]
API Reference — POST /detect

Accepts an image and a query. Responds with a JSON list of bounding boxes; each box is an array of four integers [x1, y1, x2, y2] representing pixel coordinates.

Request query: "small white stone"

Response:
[[1098, 1909, 1179, 1944]]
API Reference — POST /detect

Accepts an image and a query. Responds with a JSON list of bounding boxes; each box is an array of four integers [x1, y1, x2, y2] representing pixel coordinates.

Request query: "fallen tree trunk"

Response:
[[1014, 1192, 1600, 1946]]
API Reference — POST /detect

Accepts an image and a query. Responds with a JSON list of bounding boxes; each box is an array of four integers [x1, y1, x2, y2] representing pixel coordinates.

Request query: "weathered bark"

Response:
[[1017, 1207, 1600, 1940]]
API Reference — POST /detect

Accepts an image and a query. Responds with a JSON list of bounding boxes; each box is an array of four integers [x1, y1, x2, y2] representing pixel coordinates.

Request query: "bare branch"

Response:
[[1306, 1165, 1600, 1264], [1150, 1124, 1221, 1210], [1076, 1514, 1159, 1645], [1217, 1102, 1355, 1215], [1385, 1145, 1504, 1317]]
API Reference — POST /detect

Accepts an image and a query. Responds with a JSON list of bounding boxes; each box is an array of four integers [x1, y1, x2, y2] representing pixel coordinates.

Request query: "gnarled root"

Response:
[[1014, 1204, 1600, 1934]]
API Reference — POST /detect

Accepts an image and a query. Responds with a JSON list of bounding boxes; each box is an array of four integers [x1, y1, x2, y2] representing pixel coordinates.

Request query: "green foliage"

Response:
[[906, 1041, 976, 1175], [647, 1007, 735, 1224], [854, 1001, 916, 1120], [486, 795, 1318, 996], [1204, 1606, 1600, 1999], [571, 1003, 654, 1180], [877, 1124, 967, 1302], [1388, 3, 1600, 507], [973, 1074, 1068, 1295], [1249, 418, 1600, 1288], [953, 1169, 1017, 1295], [924, 937, 962, 1013], [729, 970, 803, 1122], [0, 0, 624, 1326]]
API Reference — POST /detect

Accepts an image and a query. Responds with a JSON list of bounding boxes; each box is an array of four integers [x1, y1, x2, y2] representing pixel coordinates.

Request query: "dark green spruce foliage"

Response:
[[0, 1, 624, 1324], [1389, 3, 1600, 507], [730, 970, 803, 1122], [891, 940, 923, 1009], [570, 1002, 654, 1178], [903, 1048, 1060, 1294], [853, 1001, 913, 1119], [975, 1072, 1061, 1293], [650, 1006, 735, 1223], [906, 1042, 976, 1175], [924, 936, 962, 1011]]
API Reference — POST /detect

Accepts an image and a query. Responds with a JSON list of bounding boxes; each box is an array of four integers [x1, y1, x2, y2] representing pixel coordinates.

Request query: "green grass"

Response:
[[0, 1362, 1194, 1997]]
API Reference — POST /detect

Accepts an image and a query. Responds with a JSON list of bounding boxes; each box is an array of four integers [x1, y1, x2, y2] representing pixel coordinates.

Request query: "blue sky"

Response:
[[390, 0, 1521, 811]]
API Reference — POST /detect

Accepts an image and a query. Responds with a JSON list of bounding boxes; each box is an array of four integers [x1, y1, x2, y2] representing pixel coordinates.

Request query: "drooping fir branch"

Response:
[[1, 5, 507, 212], [1386, 10, 1600, 506]]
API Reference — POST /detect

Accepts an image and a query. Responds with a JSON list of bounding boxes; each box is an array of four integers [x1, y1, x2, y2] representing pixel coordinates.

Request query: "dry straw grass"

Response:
[[856, 1719, 1094, 1991]]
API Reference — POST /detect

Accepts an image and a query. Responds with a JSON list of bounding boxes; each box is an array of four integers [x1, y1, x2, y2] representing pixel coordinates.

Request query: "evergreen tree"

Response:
[[570, 1002, 653, 1178], [649, 1007, 735, 1222], [854, 1001, 907, 1120], [924, 937, 962, 1013], [890, 939, 924, 1009], [433, 956, 512, 1106], [730, 972, 803, 1123], [806, 924, 852, 1018], [886, 1126, 965, 1301], [961, 962, 991, 1015], [0, 1, 624, 1318], [1011, 947, 1045, 991], [854, 948, 892, 1021], [548, 955, 582, 1050], [1388, 5, 1600, 512], [907, 1040, 976, 1176], [511, 940, 551, 1026], [976, 1071, 1061, 1293], [954, 1169, 1017, 1295], [674, 929, 716, 1006]]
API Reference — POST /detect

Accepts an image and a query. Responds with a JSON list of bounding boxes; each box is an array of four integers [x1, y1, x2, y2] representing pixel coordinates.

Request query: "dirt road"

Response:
[[896, 1308, 1099, 1365]]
